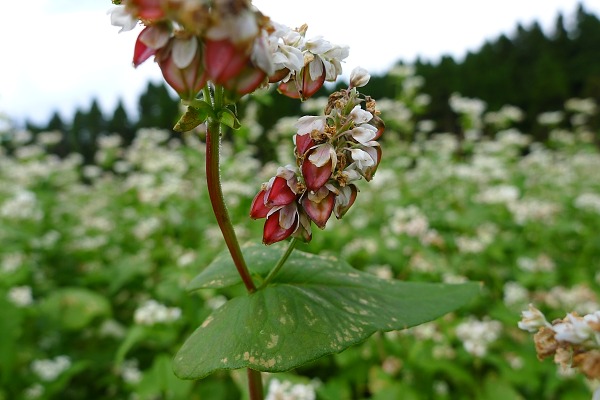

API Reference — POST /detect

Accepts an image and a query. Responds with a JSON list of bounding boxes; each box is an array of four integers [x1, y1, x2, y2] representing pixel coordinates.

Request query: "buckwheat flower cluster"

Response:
[[133, 299, 182, 325], [109, 0, 348, 100], [519, 304, 600, 399], [31, 355, 71, 382], [250, 68, 385, 244]]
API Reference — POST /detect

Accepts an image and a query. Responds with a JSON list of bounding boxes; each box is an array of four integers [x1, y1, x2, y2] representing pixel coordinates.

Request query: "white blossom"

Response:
[[134, 300, 181, 326], [265, 378, 316, 400], [31, 356, 71, 382], [7, 286, 33, 307]]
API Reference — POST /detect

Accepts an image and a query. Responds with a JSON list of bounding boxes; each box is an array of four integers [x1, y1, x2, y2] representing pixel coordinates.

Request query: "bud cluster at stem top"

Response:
[[110, 0, 349, 100], [250, 74, 385, 244]]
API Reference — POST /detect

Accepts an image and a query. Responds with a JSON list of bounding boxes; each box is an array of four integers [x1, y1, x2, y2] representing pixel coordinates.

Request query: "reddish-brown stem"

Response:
[[205, 120, 257, 293], [247, 368, 264, 399]]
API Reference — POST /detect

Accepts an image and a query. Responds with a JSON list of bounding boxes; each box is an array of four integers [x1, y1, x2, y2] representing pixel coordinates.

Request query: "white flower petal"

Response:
[[308, 144, 336, 168], [172, 37, 198, 69], [349, 105, 373, 124], [295, 116, 326, 135], [109, 6, 138, 33]]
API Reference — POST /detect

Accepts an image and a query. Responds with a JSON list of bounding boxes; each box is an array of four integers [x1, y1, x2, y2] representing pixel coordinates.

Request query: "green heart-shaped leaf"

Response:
[[174, 245, 479, 379]]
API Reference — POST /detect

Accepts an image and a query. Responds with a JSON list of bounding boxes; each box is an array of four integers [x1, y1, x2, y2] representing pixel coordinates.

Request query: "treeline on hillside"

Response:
[[20, 4, 600, 162], [364, 4, 600, 138]]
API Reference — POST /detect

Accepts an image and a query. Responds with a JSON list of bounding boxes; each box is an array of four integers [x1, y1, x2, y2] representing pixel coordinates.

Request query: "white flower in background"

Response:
[[82, 165, 102, 180], [455, 317, 502, 357], [537, 111, 564, 125], [133, 217, 162, 240], [98, 134, 123, 149], [0, 190, 43, 221], [24, 384, 44, 399], [565, 97, 597, 115], [7, 286, 33, 307], [388, 64, 415, 78], [2, 252, 25, 273], [176, 251, 197, 268], [503, 282, 529, 307], [575, 193, 600, 214], [544, 285, 599, 316], [12, 130, 33, 145], [508, 198, 559, 225], [265, 378, 316, 400], [121, 359, 143, 384], [134, 299, 181, 326], [36, 131, 63, 146], [417, 119, 435, 133], [449, 93, 486, 117], [516, 254, 556, 273], [31, 356, 71, 382]]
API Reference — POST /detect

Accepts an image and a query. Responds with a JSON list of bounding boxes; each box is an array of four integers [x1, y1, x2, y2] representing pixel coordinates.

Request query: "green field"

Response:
[[1, 88, 600, 399]]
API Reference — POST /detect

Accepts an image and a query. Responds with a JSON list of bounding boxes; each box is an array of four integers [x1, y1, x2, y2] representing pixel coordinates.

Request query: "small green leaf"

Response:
[[174, 245, 480, 379], [40, 288, 111, 331], [217, 108, 241, 130], [173, 104, 211, 133]]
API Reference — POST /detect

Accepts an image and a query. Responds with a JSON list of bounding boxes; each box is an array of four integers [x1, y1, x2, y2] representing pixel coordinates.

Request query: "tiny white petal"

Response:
[[109, 6, 138, 33], [172, 37, 198, 69], [308, 144, 336, 168], [349, 105, 373, 124], [295, 116, 325, 135]]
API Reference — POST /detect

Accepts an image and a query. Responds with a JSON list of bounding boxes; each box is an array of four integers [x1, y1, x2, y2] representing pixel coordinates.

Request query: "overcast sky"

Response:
[[2, 0, 599, 126]]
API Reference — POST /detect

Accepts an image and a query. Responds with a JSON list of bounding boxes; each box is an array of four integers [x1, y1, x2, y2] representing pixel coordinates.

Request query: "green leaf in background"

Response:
[[39, 287, 111, 330], [174, 245, 480, 379], [0, 298, 23, 385]]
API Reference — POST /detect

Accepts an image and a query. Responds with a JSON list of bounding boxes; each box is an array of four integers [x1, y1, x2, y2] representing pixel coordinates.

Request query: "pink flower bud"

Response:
[[268, 68, 290, 84], [265, 176, 296, 207], [294, 133, 314, 156], [222, 65, 266, 95], [370, 115, 386, 140], [205, 39, 250, 85], [249, 189, 269, 219], [157, 43, 207, 101], [130, 0, 164, 21], [263, 207, 298, 245], [302, 153, 333, 192], [301, 189, 335, 229], [277, 60, 326, 101], [333, 184, 358, 218], [133, 27, 157, 67], [293, 211, 313, 242], [363, 146, 382, 181]]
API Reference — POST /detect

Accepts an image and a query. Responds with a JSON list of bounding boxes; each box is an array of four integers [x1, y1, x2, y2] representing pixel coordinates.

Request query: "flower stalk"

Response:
[[205, 95, 256, 294], [259, 238, 298, 290]]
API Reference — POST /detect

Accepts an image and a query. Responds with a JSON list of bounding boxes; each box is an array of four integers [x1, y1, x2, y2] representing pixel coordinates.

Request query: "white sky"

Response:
[[2, 0, 599, 125]]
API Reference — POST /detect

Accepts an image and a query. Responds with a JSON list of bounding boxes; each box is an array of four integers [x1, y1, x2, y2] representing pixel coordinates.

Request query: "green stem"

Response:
[[258, 238, 298, 290]]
